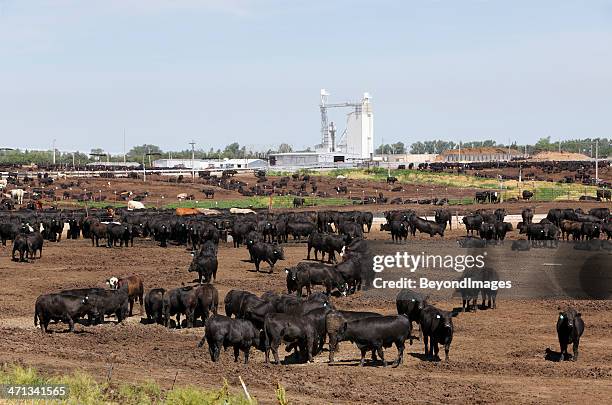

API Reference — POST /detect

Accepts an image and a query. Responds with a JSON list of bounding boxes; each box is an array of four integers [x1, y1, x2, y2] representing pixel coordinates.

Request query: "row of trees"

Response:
[[0, 142, 298, 165], [1, 138, 609, 166], [374, 137, 610, 157]]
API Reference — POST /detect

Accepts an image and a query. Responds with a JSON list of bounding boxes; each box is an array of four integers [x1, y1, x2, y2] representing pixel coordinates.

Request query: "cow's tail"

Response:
[[34, 308, 38, 327], [263, 317, 271, 351]]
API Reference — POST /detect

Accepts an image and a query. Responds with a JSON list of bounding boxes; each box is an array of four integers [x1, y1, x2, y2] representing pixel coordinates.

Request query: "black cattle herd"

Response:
[[1, 202, 606, 365]]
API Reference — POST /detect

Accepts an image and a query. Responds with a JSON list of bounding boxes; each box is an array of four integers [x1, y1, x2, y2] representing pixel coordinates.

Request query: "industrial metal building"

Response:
[[152, 158, 266, 170], [437, 147, 522, 163], [269, 89, 375, 169]]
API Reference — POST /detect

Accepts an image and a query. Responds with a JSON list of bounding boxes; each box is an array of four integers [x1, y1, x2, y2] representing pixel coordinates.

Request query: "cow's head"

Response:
[[273, 246, 284, 260], [106, 277, 119, 289], [285, 267, 298, 281], [559, 310, 580, 330]]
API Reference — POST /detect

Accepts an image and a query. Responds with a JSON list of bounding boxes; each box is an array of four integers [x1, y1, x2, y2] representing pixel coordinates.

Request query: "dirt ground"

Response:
[[0, 224, 610, 404]]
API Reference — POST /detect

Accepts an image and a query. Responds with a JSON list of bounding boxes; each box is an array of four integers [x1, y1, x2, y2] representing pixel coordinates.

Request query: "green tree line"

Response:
[[1, 138, 609, 166]]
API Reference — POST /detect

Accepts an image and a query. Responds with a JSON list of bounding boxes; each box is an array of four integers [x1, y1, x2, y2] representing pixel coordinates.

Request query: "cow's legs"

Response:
[[376, 346, 386, 367], [359, 348, 367, 366], [394, 342, 404, 367]]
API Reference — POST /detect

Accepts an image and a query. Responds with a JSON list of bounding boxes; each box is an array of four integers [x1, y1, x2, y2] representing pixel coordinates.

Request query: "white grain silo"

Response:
[[338, 92, 374, 159]]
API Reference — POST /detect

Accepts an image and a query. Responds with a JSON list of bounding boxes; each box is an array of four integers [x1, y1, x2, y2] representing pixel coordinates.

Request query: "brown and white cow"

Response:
[[107, 275, 144, 316]]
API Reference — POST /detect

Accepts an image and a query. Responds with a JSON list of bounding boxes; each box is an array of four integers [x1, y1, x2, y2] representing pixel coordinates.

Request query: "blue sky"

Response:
[[0, 0, 611, 153]]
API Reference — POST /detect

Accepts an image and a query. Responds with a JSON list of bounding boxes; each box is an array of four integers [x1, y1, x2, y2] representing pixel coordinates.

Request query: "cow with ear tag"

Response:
[[557, 308, 585, 361], [420, 304, 456, 362]]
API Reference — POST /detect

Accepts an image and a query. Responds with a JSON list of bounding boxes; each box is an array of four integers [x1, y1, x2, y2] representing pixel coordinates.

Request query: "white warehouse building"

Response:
[[152, 158, 266, 170]]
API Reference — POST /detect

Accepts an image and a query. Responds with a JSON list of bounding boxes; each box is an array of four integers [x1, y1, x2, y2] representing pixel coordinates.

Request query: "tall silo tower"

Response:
[[343, 92, 374, 159]]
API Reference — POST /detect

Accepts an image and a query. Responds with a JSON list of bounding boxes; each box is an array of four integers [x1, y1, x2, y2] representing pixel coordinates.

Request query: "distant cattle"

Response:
[[386, 176, 398, 184], [127, 200, 145, 210], [596, 189, 611, 201], [10, 189, 24, 204]]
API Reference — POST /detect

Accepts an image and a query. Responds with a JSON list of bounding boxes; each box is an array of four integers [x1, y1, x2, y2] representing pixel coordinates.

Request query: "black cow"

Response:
[[12, 234, 28, 262], [87, 289, 130, 324], [199, 315, 263, 364], [26, 232, 44, 259], [307, 232, 345, 263], [589, 207, 610, 220], [522, 208, 534, 224], [90, 222, 107, 247], [409, 215, 445, 238], [387, 176, 398, 184], [494, 222, 513, 242], [145, 288, 165, 324], [66, 218, 81, 239], [287, 221, 315, 241], [337, 221, 363, 241], [0, 222, 20, 246], [396, 289, 426, 343], [264, 313, 318, 364], [248, 242, 284, 273], [285, 262, 347, 296], [337, 315, 412, 367], [293, 197, 305, 208], [389, 220, 409, 244], [456, 236, 486, 248], [462, 214, 483, 236], [511, 239, 531, 251], [223, 290, 257, 318], [106, 223, 130, 247], [194, 284, 219, 325], [522, 190, 534, 200], [420, 304, 455, 362], [325, 310, 383, 363], [479, 222, 496, 241], [231, 220, 256, 248], [162, 286, 198, 328], [34, 293, 93, 333], [581, 222, 600, 240], [434, 209, 452, 230], [557, 308, 584, 361], [189, 241, 218, 283]]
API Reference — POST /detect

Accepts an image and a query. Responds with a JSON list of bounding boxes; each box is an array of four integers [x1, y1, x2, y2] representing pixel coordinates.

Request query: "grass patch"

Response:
[[324, 168, 600, 201], [0, 364, 270, 404]]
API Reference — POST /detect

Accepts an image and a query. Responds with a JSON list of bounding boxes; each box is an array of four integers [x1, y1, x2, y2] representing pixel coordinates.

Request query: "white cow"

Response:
[[10, 188, 24, 204], [127, 200, 145, 210], [177, 192, 188, 200], [0, 179, 7, 191], [229, 207, 256, 214]]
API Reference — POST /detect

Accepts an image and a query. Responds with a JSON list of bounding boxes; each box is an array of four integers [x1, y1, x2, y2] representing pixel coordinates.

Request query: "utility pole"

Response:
[[189, 140, 196, 182], [52, 139, 56, 165], [123, 129, 126, 164], [595, 139, 599, 183]]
